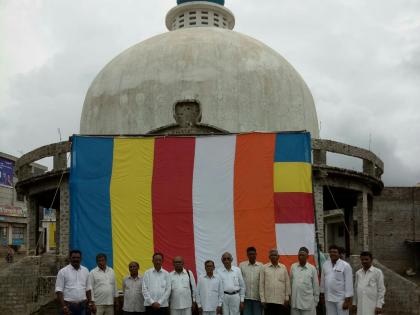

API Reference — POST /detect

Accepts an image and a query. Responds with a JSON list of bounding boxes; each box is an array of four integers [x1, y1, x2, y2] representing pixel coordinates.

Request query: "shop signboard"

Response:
[[0, 158, 14, 187], [0, 205, 27, 217]]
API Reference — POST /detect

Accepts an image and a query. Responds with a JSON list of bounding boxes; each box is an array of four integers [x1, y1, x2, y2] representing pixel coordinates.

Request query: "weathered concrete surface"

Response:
[[0, 254, 67, 315], [372, 187, 420, 273], [80, 27, 319, 137]]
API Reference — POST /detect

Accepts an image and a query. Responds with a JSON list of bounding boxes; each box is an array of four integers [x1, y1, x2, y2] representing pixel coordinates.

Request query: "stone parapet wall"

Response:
[[0, 254, 67, 315], [372, 187, 420, 273], [349, 256, 420, 315]]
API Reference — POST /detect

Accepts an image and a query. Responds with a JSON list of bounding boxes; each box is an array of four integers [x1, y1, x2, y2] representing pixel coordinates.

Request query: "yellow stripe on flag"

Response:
[[274, 162, 312, 193], [110, 138, 155, 288]]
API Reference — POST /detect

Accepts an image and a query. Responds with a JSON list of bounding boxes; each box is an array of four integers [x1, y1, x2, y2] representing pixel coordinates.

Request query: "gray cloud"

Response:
[[1, 0, 419, 185]]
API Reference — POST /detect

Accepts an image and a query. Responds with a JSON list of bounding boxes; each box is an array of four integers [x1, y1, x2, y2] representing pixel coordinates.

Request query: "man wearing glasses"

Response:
[[217, 252, 246, 315]]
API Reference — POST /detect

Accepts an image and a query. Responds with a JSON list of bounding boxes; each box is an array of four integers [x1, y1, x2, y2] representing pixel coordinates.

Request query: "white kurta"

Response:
[[170, 269, 197, 309], [353, 266, 385, 315]]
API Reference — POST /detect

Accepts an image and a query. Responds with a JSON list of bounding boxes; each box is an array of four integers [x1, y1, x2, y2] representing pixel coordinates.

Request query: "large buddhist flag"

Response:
[[70, 132, 315, 287]]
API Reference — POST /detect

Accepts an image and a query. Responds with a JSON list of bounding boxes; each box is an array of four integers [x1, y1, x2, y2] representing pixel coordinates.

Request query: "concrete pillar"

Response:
[[357, 191, 369, 251], [27, 197, 38, 254], [314, 182, 325, 249], [363, 159, 375, 177], [345, 206, 354, 255], [53, 153, 67, 170], [55, 209, 61, 255], [59, 179, 70, 256], [313, 149, 327, 165]]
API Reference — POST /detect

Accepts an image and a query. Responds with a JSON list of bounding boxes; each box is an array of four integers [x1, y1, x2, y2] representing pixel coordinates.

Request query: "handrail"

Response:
[[14, 137, 383, 181], [312, 138, 383, 178]]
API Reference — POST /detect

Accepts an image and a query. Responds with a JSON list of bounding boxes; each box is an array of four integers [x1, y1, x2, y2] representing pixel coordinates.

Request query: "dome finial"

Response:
[[177, 0, 225, 5], [167, 0, 234, 31]]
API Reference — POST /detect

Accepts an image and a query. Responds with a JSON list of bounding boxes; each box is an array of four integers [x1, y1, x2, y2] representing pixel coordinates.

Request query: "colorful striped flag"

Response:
[[70, 132, 315, 287]]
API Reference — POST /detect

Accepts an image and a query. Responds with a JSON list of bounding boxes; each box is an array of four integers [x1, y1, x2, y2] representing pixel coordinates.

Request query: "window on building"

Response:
[[12, 226, 25, 246]]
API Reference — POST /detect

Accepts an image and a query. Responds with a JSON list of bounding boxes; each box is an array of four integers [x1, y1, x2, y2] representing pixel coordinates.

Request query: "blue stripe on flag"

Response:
[[70, 136, 114, 270], [274, 132, 312, 163]]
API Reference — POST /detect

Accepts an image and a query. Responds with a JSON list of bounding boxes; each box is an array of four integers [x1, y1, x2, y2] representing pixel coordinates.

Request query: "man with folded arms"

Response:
[[218, 252, 245, 315], [259, 248, 291, 315], [55, 250, 93, 315], [196, 260, 223, 315], [143, 253, 171, 315]]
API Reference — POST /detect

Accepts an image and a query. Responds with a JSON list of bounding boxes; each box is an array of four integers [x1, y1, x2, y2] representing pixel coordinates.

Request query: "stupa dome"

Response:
[[80, 2, 319, 137]]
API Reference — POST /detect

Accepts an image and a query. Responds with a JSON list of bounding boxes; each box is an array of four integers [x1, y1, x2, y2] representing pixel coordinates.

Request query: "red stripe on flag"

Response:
[[152, 137, 196, 273], [274, 192, 314, 223], [234, 133, 277, 263]]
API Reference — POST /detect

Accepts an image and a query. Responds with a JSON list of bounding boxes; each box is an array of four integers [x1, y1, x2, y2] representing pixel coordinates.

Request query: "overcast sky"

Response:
[[0, 0, 419, 186]]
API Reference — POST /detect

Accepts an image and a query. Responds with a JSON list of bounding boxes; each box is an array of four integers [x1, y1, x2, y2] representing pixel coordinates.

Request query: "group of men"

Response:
[[55, 245, 385, 315]]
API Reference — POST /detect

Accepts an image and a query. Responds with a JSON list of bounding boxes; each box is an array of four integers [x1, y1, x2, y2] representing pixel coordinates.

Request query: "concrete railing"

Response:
[[312, 139, 384, 179], [14, 138, 384, 182], [15, 141, 71, 182]]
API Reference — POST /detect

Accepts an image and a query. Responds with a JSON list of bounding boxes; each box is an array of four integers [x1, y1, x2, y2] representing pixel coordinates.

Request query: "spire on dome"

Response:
[[167, 0, 234, 31], [177, 0, 225, 5]]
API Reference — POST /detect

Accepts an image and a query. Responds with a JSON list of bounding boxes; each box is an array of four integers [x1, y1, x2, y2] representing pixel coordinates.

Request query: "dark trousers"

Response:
[[265, 303, 289, 315], [60, 301, 87, 315], [146, 306, 169, 315]]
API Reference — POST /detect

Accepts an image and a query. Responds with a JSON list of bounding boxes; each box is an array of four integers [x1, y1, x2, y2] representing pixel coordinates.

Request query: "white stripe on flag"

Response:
[[275, 224, 315, 255], [193, 135, 237, 276]]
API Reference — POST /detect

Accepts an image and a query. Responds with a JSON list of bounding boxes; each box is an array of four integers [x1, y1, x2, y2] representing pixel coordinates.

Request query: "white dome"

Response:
[[80, 27, 319, 137]]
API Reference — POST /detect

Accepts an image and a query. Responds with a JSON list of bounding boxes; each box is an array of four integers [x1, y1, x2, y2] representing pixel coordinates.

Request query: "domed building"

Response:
[[5, 1, 419, 315], [80, 0, 319, 137]]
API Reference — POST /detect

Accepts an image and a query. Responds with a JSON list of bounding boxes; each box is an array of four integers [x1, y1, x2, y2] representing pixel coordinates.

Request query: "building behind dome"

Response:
[[3, 1, 420, 315]]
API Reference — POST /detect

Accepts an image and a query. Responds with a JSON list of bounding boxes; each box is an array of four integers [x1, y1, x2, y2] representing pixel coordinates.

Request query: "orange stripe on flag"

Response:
[[234, 133, 277, 263]]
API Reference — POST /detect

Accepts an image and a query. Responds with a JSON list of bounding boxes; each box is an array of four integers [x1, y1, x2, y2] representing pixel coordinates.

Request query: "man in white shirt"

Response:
[[239, 247, 263, 315], [218, 252, 245, 315], [123, 261, 145, 315], [197, 260, 223, 315], [352, 252, 385, 315], [320, 245, 353, 315], [170, 256, 197, 315], [290, 247, 319, 315], [143, 252, 171, 315], [89, 253, 119, 315], [55, 250, 93, 315]]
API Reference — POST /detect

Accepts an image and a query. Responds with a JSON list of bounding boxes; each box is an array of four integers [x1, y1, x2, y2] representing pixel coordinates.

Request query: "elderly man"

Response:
[[143, 253, 171, 315], [352, 252, 385, 315], [239, 247, 263, 315], [55, 250, 93, 315], [89, 253, 119, 315], [218, 252, 245, 315], [122, 261, 145, 315], [259, 248, 291, 315], [290, 247, 319, 315], [320, 245, 353, 315], [197, 260, 223, 315], [170, 256, 197, 315]]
